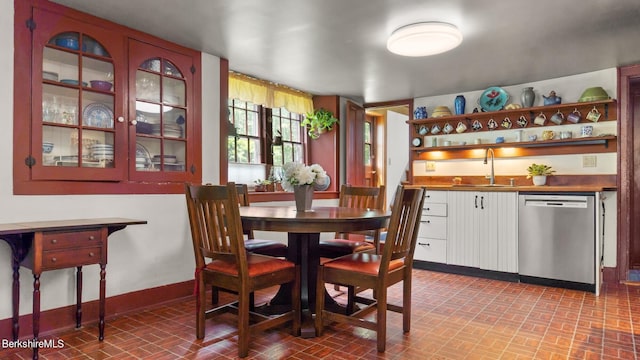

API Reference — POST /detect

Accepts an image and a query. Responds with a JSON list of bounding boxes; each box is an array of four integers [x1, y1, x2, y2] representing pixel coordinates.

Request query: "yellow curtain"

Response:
[[228, 72, 314, 115]]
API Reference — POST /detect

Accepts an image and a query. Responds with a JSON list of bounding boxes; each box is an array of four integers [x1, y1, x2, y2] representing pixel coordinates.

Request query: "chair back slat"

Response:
[[336, 184, 385, 241], [185, 183, 248, 276], [379, 186, 425, 273]]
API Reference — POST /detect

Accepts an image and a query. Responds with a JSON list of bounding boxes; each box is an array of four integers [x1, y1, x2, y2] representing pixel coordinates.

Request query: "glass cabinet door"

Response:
[[129, 40, 195, 182], [31, 8, 125, 181]]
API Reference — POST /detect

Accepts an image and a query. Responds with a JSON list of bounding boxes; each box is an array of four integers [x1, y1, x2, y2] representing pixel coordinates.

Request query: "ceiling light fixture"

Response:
[[387, 22, 463, 57]]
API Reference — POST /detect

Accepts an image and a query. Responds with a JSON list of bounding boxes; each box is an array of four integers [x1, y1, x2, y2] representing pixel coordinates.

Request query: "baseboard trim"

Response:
[[0, 280, 194, 340]]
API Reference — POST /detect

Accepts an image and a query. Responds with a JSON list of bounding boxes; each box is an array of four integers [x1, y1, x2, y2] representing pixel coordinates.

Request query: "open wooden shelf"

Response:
[[412, 135, 617, 153]]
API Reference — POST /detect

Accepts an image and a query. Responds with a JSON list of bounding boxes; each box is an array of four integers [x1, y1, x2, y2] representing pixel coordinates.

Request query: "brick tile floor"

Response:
[[3, 270, 639, 359]]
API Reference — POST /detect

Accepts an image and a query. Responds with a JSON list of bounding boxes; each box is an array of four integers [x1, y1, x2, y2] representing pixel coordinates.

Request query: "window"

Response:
[[228, 99, 261, 164], [364, 120, 372, 166], [270, 107, 304, 166], [227, 99, 305, 185]]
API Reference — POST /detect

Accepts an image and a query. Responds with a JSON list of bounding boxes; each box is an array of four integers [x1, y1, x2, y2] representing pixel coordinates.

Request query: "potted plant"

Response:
[[526, 163, 555, 186], [302, 108, 339, 139], [253, 179, 271, 192]]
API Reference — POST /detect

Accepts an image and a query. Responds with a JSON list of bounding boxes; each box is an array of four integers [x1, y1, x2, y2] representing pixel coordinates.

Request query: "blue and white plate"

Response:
[[478, 86, 509, 112], [83, 103, 114, 128], [313, 175, 331, 191]]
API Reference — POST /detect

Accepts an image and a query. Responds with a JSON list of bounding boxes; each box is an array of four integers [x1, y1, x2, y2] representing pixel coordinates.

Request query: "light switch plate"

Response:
[[582, 155, 597, 168], [425, 161, 436, 171]]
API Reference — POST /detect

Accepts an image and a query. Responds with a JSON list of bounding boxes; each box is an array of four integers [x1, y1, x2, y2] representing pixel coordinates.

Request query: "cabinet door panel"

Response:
[[447, 191, 479, 267], [31, 8, 126, 181], [415, 238, 447, 263]]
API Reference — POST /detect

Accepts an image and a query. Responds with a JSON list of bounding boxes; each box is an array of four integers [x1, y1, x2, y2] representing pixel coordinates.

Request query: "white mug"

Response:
[[456, 121, 467, 133]]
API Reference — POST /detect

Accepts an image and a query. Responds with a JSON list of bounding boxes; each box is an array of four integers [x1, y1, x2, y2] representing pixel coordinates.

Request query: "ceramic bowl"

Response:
[[431, 106, 452, 118], [90, 80, 113, 91], [578, 87, 610, 102], [42, 142, 54, 154]]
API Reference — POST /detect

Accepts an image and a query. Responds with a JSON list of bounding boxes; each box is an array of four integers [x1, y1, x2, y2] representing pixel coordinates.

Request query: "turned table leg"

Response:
[[76, 266, 83, 328], [11, 248, 20, 341], [32, 273, 41, 360], [99, 263, 106, 340]]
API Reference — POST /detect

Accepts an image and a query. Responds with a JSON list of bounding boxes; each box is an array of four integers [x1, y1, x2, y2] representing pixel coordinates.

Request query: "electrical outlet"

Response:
[[425, 161, 436, 171], [582, 155, 597, 168]]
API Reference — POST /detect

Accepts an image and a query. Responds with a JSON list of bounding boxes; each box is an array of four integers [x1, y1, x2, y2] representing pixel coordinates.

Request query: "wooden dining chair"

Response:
[[210, 184, 289, 306], [235, 183, 288, 258], [314, 185, 425, 353], [185, 182, 300, 358], [318, 184, 386, 258]]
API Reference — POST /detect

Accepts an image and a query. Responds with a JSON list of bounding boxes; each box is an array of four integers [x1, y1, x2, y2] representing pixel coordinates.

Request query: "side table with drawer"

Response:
[[0, 218, 146, 360]]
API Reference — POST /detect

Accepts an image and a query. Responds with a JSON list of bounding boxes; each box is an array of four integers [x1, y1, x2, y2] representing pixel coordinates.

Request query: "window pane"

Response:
[[364, 144, 371, 165], [236, 137, 249, 163], [248, 138, 261, 164], [272, 146, 283, 165], [291, 120, 300, 142], [281, 120, 291, 141], [364, 122, 371, 143], [247, 111, 259, 136], [293, 144, 304, 163], [227, 136, 236, 162]]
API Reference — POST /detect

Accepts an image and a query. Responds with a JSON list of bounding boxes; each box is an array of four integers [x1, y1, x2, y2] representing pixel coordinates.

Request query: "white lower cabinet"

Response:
[[447, 191, 518, 273], [415, 191, 447, 263]]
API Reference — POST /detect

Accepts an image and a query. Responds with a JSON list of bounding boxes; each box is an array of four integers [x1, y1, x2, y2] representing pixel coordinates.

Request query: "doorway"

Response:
[[617, 65, 640, 281]]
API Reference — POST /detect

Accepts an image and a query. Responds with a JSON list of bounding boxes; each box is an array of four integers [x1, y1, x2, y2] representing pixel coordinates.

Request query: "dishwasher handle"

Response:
[[524, 200, 588, 208]]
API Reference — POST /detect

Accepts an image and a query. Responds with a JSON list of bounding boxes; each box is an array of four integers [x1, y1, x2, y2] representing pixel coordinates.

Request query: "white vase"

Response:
[[532, 175, 547, 186], [293, 184, 314, 211]]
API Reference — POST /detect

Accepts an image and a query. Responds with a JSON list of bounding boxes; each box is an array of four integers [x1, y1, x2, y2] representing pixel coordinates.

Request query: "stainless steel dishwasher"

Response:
[[518, 193, 595, 291]]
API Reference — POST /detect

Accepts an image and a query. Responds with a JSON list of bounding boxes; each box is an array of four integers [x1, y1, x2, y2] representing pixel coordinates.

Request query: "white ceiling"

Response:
[[53, 0, 640, 104]]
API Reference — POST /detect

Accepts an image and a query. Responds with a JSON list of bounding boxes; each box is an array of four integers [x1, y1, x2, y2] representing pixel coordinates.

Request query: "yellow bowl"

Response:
[[431, 106, 452, 118]]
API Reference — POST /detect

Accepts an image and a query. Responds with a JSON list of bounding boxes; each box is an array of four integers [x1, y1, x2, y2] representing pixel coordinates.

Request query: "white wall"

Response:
[[385, 110, 409, 205], [0, 0, 221, 319], [410, 69, 618, 267]]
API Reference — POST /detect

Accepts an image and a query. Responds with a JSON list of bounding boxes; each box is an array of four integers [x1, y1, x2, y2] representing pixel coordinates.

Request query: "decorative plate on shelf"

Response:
[[313, 174, 331, 191], [478, 86, 510, 112], [83, 103, 114, 128], [136, 143, 151, 165]]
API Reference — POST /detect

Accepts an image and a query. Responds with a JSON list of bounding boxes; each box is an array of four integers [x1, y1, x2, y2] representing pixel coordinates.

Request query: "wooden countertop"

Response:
[[407, 184, 616, 192]]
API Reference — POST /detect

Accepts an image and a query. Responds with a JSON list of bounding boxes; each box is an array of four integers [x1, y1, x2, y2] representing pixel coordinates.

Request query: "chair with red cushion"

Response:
[[185, 183, 300, 358], [314, 185, 425, 352], [318, 184, 385, 258]]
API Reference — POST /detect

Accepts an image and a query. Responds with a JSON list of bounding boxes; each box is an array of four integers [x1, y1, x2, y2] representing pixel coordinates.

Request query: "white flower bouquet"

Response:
[[281, 162, 328, 192]]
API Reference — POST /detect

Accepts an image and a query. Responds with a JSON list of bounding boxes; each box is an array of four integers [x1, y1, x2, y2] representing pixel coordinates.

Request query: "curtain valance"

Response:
[[228, 71, 314, 115]]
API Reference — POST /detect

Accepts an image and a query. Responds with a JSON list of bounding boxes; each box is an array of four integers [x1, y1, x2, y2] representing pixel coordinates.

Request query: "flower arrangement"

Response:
[[525, 163, 555, 178], [281, 162, 328, 191]]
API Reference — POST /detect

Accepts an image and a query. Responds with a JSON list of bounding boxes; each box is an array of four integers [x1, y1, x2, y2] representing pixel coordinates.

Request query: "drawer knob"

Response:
[[89, 236, 95, 240], [426, 207, 430, 211], [51, 257, 57, 262], [89, 252, 95, 257], [418, 242, 430, 247], [51, 239, 57, 244]]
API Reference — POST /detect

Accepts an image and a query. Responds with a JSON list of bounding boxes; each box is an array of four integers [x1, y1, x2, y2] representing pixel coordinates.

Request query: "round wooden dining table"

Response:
[[239, 205, 390, 337]]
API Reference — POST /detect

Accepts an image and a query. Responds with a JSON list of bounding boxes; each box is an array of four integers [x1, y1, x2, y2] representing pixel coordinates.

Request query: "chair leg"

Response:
[[314, 267, 326, 336], [403, 271, 412, 333], [237, 287, 250, 358], [196, 279, 205, 339], [376, 285, 387, 353], [211, 286, 219, 305]]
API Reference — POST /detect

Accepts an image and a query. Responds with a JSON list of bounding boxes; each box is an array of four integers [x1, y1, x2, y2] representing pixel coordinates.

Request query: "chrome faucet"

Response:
[[483, 148, 495, 185]]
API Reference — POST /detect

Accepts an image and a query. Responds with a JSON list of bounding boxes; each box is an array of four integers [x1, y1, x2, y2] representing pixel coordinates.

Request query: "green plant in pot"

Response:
[[526, 163, 555, 186], [302, 108, 339, 140]]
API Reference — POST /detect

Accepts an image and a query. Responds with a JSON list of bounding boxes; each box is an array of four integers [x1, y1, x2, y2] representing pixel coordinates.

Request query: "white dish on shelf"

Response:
[[83, 103, 114, 128]]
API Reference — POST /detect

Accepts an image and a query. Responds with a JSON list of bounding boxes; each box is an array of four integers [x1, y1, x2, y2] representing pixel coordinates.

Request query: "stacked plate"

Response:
[[90, 144, 114, 161], [151, 123, 182, 138], [152, 154, 177, 164]]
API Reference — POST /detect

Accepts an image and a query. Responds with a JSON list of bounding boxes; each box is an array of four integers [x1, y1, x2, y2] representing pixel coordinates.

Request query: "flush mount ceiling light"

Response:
[[387, 22, 463, 57]]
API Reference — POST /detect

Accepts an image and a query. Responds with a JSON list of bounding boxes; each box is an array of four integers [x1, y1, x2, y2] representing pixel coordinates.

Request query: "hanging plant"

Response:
[[301, 108, 339, 140]]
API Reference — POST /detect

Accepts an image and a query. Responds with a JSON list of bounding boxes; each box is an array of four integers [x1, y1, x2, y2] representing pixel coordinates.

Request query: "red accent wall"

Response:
[[309, 96, 340, 192]]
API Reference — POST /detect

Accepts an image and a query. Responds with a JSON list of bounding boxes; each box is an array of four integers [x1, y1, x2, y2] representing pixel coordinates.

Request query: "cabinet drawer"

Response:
[[422, 203, 447, 217], [42, 247, 103, 270], [414, 238, 447, 263], [419, 216, 447, 239], [424, 191, 447, 203], [42, 230, 102, 251]]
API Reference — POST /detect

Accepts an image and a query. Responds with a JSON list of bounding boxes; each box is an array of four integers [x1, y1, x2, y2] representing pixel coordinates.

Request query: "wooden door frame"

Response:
[[617, 64, 640, 282]]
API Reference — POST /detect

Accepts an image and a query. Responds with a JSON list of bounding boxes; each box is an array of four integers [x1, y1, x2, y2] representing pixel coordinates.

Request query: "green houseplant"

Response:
[[302, 108, 339, 139], [526, 163, 555, 186]]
